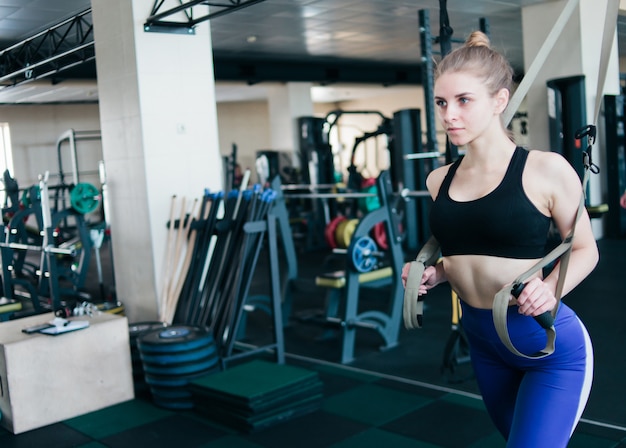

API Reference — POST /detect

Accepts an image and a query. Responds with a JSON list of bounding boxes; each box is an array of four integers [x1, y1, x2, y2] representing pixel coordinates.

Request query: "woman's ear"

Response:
[[494, 88, 509, 114]]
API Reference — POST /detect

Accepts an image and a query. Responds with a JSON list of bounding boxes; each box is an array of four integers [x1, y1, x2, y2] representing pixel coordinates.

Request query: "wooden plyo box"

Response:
[[0, 312, 134, 434]]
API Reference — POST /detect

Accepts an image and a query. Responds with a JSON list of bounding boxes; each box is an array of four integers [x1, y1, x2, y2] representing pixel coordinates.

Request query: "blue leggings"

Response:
[[460, 301, 593, 448]]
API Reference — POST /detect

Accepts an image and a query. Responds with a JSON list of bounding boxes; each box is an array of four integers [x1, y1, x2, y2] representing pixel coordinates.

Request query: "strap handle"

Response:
[[403, 236, 440, 329]]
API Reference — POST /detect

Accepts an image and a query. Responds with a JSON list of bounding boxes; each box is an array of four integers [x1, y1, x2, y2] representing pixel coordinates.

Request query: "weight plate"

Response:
[[144, 367, 218, 388], [137, 325, 214, 353], [373, 222, 388, 250], [70, 182, 101, 214], [359, 185, 380, 213], [335, 218, 358, 248], [129, 321, 168, 339], [151, 395, 195, 410], [140, 343, 217, 365], [142, 354, 220, 376], [350, 236, 378, 273], [324, 216, 345, 249]]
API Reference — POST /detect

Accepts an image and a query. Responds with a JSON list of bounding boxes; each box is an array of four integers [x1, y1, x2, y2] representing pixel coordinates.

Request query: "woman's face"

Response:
[[434, 71, 505, 147]]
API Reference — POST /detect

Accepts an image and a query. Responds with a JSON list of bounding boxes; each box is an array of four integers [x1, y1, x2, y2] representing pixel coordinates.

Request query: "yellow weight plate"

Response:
[[335, 219, 358, 248]]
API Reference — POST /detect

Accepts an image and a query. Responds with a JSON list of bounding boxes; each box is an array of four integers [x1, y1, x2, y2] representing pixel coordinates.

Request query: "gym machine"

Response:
[[290, 170, 405, 364], [602, 93, 626, 237], [548, 75, 608, 221]]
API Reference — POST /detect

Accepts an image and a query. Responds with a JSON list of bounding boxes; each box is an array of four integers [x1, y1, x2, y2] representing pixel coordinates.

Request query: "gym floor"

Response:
[[0, 237, 625, 447]]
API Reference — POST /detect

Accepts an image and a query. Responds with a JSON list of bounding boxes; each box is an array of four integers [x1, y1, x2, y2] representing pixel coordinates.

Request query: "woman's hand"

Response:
[[513, 277, 557, 317], [401, 264, 441, 296]]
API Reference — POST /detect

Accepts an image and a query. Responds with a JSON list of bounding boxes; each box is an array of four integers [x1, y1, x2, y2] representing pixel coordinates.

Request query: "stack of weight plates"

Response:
[[189, 359, 323, 433], [137, 325, 220, 410], [128, 321, 168, 398]]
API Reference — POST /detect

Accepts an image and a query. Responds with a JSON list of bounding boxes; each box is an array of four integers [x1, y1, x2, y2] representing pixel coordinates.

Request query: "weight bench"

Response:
[[0, 297, 22, 322], [312, 266, 403, 364]]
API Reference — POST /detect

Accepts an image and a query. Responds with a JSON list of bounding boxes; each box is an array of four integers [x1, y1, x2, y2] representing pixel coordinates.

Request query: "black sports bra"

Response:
[[430, 147, 551, 259]]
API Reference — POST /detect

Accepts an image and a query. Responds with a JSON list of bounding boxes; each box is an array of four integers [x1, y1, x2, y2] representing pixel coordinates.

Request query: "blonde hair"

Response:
[[434, 31, 514, 97]]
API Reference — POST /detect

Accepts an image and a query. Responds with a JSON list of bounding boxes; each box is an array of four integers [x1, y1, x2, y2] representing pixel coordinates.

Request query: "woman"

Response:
[[402, 31, 598, 447]]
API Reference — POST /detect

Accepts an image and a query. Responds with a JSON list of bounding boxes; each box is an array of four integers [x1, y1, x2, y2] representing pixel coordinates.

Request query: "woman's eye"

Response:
[[435, 100, 446, 107], [459, 97, 469, 104]]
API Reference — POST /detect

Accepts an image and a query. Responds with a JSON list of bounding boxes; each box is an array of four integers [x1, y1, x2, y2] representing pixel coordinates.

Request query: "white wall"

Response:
[[0, 104, 102, 189], [216, 100, 271, 183]]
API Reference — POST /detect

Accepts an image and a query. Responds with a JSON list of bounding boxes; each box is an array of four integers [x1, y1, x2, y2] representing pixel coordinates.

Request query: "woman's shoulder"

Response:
[[524, 147, 573, 174], [524, 147, 581, 188], [425, 162, 454, 197]]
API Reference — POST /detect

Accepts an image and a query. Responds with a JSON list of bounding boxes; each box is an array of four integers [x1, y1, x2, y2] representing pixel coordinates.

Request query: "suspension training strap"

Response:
[[493, 133, 594, 358], [402, 236, 440, 329]]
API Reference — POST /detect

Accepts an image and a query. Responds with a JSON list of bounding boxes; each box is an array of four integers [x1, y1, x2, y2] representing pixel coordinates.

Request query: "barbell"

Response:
[[20, 182, 101, 215], [281, 188, 431, 200]]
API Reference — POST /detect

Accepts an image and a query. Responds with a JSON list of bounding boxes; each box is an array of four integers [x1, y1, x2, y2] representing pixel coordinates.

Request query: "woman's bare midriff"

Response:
[[443, 254, 544, 309]]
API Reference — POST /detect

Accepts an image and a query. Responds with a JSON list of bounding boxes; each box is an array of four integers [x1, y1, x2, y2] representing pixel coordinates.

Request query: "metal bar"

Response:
[[281, 183, 339, 190], [284, 192, 376, 199], [282, 190, 431, 199], [418, 10, 439, 154], [404, 151, 443, 160], [0, 242, 76, 256]]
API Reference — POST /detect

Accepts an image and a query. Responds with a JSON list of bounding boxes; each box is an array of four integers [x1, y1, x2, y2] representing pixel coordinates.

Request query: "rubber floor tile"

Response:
[[64, 398, 173, 439], [329, 427, 441, 448], [243, 410, 369, 448], [314, 368, 371, 397], [323, 382, 432, 426], [196, 434, 266, 448], [568, 432, 626, 448], [373, 378, 448, 400], [382, 398, 495, 448], [465, 431, 506, 447], [0, 422, 91, 448], [572, 420, 626, 444], [98, 413, 228, 448]]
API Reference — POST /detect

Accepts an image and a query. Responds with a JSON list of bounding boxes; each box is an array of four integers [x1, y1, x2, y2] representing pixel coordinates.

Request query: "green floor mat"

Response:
[[189, 359, 324, 432]]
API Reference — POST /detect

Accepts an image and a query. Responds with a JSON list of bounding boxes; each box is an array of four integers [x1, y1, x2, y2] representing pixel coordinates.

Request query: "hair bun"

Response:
[[465, 31, 491, 48]]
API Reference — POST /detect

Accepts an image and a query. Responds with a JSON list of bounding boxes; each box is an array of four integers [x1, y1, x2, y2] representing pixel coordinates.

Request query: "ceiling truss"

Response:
[[144, 0, 268, 34], [0, 9, 94, 88]]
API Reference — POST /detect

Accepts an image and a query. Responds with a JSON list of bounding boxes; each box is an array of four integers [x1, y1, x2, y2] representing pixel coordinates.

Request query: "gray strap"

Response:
[[403, 236, 440, 329], [492, 176, 586, 358], [503, 0, 579, 126]]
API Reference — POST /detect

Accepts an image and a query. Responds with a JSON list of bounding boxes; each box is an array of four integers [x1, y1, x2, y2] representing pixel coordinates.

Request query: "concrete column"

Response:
[[267, 82, 314, 167], [91, 0, 222, 321], [521, 0, 620, 237]]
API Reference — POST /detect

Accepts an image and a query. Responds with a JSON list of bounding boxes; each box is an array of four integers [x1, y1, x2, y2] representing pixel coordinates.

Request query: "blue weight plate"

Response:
[[140, 343, 217, 365], [144, 368, 219, 388], [128, 321, 168, 339], [151, 395, 195, 410], [138, 325, 214, 353], [350, 236, 378, 272], [142, 354, 220, 376]]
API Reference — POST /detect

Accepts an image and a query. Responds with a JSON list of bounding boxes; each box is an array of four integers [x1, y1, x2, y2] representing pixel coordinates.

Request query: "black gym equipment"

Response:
[[0, 170, 105, 319], [548, 76, 607, 219], [602, 93, 626, 237], [169, 183, 285, 369]]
